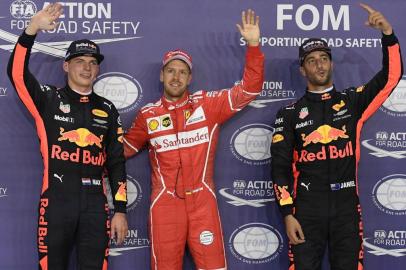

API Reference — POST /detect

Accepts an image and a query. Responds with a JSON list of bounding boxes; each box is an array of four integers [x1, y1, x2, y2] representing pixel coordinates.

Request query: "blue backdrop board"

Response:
[[0, 1, 405, 269]]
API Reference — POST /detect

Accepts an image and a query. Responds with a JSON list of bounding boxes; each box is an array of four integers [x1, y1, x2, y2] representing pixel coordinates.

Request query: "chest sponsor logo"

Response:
[[299, 107, 309, 119], [185, 106, 206, 125], [54, 114, 74, 123], [161, 116, 171, 127], [332, 100, 345, 111], [295, 120, 313, 129], [274, 117, 284, 125], [272, 134, 284, 143], [299, 141, 354, 162], [321, 93, 331, 100], [58, 127, 103, 148], [92, 109, 108, 118], [146, 114, 173, 134], [301, 125, 348, 146], [59, 101, 70, 113], [150, 127, 209, 152]]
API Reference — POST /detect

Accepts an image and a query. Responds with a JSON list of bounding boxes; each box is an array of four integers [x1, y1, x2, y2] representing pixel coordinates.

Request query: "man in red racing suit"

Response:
[[124, 9, 264, 270], [271, 4, 403, 270]]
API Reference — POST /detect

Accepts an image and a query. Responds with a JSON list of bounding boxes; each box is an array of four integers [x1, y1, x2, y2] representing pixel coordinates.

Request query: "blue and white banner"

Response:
[[0, 1, 405, 269]]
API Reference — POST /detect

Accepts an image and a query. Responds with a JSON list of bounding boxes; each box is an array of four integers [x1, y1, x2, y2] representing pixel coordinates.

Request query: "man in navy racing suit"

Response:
[[8, 3, 128, 269], [271, 4, 403, 270]]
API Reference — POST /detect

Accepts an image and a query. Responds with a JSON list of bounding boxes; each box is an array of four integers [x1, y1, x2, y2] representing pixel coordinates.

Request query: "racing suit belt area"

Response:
[[124, 46, 264, 270], [271, 32, 403, 270], [8, 31, 127, 270]]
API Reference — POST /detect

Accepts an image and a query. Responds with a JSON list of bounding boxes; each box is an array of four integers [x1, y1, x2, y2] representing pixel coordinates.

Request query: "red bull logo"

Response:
[[58, 127, 103, 148], [51, 145, 106, 166], [299, 141, 354, 162], [38, 198, 48, 254], [301, 125, 349, 146]]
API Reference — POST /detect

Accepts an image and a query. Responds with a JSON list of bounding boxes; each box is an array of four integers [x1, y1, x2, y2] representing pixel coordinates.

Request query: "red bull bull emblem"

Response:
[[58, 127, 103, 148], [321, 93, 331, 100], [115, 182, 127, 202], [274, 185, 293, 206], [301, 125, 348, 146]]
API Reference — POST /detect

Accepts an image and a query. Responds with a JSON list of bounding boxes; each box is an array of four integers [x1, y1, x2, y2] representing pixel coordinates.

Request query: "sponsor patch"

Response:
[[115, 182, 127, 202], [330, 180, 356, 191], [274, 185, 293, 206], [356, 85, 365, 93], [82, 178, 91, 185], [150, 127, 209, 152], [186, 106, 206, 125], [272, 134, 284, 143], [299, 107, 308, 119], [200, 231, 214, 245], [332, 100, 345, 111], [59, 102, 70, 113], [92, 109, 108, 118], [146, 114, 173, 134]]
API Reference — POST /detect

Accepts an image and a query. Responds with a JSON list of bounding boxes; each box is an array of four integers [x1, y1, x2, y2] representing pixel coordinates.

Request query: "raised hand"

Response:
[[236, 9, 260, 46], [360, 3, 392, 35], [25, 2, 63, 35]]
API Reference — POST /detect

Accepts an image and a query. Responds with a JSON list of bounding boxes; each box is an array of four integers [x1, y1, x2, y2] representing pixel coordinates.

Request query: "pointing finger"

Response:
[[359, 3, 375, 14]]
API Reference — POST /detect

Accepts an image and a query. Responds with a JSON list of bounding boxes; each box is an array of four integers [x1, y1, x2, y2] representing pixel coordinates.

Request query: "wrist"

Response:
[[25, 24, 39, 35]]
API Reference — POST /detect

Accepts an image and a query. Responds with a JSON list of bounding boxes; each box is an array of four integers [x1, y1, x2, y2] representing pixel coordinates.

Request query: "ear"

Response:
[[160, 69, 163, 82], [63, 62, 69, 73], [186, 74, 192, 85], [299, 66, 306, 77]]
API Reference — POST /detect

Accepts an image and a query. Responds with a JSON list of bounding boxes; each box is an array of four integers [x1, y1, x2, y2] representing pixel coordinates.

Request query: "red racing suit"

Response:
[[124, 46, 264, 270], [271, 33, 403, 270]]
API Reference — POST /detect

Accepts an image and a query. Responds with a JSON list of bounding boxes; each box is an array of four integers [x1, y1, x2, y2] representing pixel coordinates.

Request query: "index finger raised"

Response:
[[360, 3, 376, 14]]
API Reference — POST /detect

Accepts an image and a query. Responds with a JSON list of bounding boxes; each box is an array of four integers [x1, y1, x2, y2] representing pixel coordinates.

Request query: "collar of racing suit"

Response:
[[63, 85, 94, 103], [305, 85, 336, 102], [161, 90, 191, 110]]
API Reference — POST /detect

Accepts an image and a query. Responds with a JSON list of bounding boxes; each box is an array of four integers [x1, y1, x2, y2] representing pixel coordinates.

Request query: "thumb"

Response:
[[297, 224, 305, 240]]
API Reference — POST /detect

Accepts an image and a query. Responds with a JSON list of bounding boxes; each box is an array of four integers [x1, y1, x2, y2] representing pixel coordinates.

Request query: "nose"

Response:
[[83, 62, 91, 70]]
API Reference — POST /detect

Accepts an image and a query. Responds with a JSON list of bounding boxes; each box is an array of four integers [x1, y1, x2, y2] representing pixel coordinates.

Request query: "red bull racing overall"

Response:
[[8, 31, 127, 270], [271, 33, 403, 270]]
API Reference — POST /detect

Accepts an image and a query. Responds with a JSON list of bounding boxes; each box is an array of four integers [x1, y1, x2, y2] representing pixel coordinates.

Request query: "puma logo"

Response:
[[104, 102, 112, 109], [53, 173, 63, 183], [301, 182, 310, 191]]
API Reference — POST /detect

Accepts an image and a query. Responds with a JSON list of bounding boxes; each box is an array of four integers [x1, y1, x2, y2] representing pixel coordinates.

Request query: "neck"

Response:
[[68, 82, 92, 95], [307, 83, 333, 93], [308, 85, 334, 93], [164, 91, 187, 103]]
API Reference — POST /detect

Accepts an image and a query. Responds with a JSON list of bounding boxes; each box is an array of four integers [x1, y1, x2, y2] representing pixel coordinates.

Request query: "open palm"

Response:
[[237, 9, 260, 46]]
